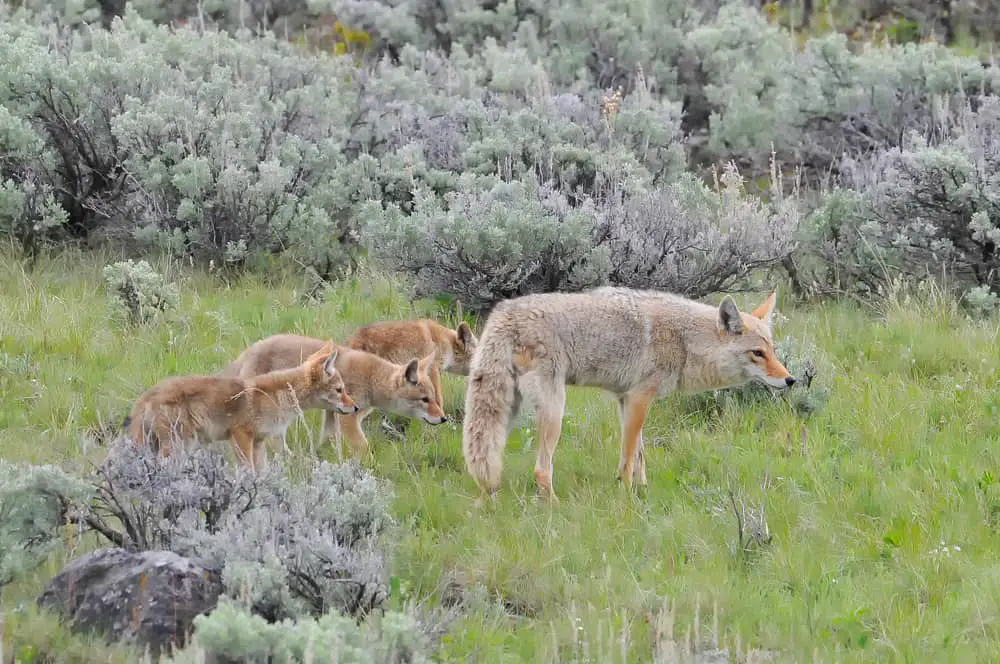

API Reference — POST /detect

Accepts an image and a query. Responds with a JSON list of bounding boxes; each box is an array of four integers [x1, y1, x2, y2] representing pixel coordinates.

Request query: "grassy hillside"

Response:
[[3, 252, 1000, 662]]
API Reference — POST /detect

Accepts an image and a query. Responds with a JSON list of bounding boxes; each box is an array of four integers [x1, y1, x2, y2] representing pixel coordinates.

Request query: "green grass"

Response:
[[3, 251, 1000, 663]]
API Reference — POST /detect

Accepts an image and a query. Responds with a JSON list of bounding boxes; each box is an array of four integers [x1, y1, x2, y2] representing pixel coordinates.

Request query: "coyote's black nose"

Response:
[[785, 376, 797, 386], [441, 415, 449, 423]]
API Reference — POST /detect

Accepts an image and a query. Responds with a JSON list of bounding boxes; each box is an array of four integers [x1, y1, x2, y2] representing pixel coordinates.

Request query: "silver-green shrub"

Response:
[[965, 284, 1000, 317], [339, 42, 686, 211], [325, 0, 717, 96], [1, 445, 443, 660], [0, 8, 692, 281], [3, 0, 997, 306], [0, 10, 359, 274], [597, 162, 800, 296], [5, 0, 318, 34], [325, 0, 999, 182], [0, 18, 134, 246], [109, 15, 359, 273], [361, 174, 610, 312], [0, 460, 94, 588], [363, 161, 800, 313], [800, 94, 1000, 300], [687, 5, 999, 179], [86, 438, 395, 621], [169, 598, 433, 664], [0, 104, 67, 256], [102, 259, 180, 325]]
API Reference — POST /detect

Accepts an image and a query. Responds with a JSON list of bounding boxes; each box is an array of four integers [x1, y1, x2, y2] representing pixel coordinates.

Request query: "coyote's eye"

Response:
[[751, 349, 766, 359], [336, 388, 343, 393], [421, 397, 430, 403]]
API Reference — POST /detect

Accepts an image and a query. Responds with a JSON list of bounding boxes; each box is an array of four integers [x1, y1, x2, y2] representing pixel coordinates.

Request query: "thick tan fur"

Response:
[[220, 333, 445, 459], [126, 342, 357, 473], [346, 318, 478, 411], [462, 287, 795, 502]]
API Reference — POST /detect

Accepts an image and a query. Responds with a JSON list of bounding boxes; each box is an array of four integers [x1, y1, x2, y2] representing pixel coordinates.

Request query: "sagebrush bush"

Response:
[[597, 161, 800, 296], [798, 95, 1000, 299], [169, 598, 433, 664], [0, 105, 67, 256], [0, 18, 161, 243], [0, 461, 93, 587], [964, 284, 1000, 317], [329, 0, 721, 96], [364, 161, 800, 313], [688, 6, 998, 180], [328, 0, 998, 185], [0, 11, 360, 274], [74, 438, 394, 621], [6, 0, 319, 34], [0, 8, 691, 281], [102, 259, 179, 325], [111, 15, 360, 274], [361, 174, 609, 313], [339, 42, 687, 213], [0, 443, 451, 659]]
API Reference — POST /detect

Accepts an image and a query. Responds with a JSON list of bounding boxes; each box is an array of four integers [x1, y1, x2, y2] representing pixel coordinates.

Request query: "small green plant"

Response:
[[102, 259, 179, 326], [963, 285, 1000, 318]]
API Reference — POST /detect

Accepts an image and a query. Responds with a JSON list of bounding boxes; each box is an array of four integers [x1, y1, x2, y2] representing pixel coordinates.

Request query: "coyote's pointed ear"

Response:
[[308, 341, 335, 366], [322, 347, 339, 377], [456, 321, 474, 349], [403, 358, 420, 385], [751, 291, 777, 332], [717, 296, 744, 336]]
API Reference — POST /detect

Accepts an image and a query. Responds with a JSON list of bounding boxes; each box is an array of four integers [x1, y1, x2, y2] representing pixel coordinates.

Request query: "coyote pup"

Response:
[[346, 318, 478, 411], [221, 334, 445, 459], [126, 342, 357, 472]]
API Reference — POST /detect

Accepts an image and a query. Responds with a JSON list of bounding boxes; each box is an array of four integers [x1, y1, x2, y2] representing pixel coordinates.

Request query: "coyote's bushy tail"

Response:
[[462, 310, 518, 495]]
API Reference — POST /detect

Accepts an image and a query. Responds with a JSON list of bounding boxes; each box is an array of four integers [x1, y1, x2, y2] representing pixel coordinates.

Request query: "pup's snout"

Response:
[[440, 415, 449, 423], [785, 376, 797, 387]]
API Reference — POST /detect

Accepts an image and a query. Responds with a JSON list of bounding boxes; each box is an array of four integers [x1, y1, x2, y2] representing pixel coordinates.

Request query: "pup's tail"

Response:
[[462, 307, 520, 495]]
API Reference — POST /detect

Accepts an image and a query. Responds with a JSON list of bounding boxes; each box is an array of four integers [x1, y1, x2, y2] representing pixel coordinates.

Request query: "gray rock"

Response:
[[37, 547, 222, 657]]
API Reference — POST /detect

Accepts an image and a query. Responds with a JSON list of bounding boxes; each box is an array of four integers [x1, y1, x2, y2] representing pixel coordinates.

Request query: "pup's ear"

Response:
[[403, 358, 420, 385], [456, 321, 475, 349], [322, 347, 339, 377], [307, 341, 335, 368]]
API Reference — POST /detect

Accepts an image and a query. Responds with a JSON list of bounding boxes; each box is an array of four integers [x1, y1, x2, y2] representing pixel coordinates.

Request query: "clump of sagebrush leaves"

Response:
[[168, 598, 441, 664], [102, 259, 179, 326], [0, 460, 93, 588]]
